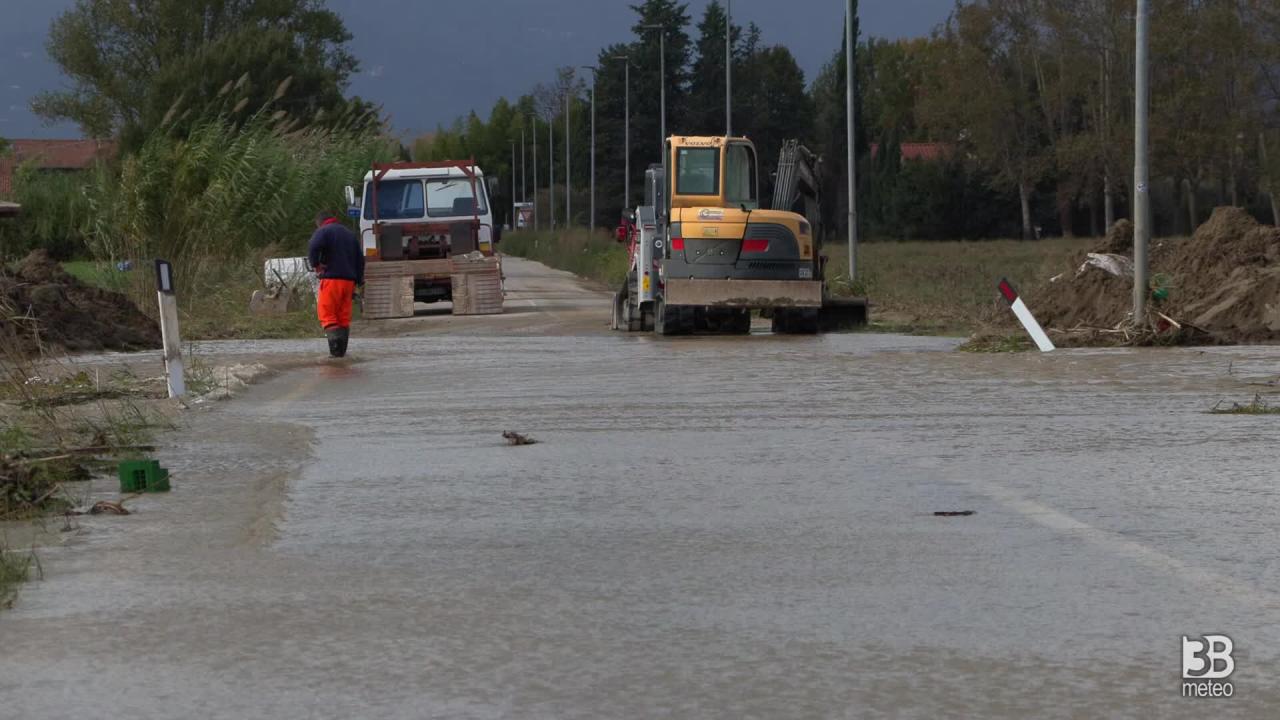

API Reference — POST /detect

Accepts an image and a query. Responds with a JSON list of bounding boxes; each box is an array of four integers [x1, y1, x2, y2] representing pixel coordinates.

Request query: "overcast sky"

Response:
[[0, 0, 955, 140]]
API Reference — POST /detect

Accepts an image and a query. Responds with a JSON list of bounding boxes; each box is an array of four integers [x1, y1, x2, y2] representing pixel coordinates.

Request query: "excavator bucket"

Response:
[[817, 297, 869, 331]]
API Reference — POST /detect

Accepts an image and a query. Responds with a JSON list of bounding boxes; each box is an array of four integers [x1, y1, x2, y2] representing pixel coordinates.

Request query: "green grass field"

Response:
[[502, 231, 1093, 335], [500, 229, 631, 289], [825, 238, 1092, 333], [61, 260, 130, 292]]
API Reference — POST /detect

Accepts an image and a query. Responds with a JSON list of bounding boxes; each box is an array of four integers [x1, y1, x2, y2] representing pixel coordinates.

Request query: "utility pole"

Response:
[[660, 32, 666, 161], [530, 116, 539, 231], [581, 65, 598, 229], [726, 0, 732, 136], [549, 108, 555, 230], [640, 24, 670, 215], [521, 126, 526, 204], [643, 25, 667, 165], [511, 140, 516, 231], [566, 81, 572, 228], [1134, 0, 1151, 321], [845, 0, 858, 281], [611, 55, 631, 210]]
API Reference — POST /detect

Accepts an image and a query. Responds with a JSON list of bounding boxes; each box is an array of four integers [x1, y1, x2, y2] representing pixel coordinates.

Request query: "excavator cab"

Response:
[[652, 136, 824, 333], [613, 135, 866, 335], [662, 136, 817, 280], [668, 136, 759, 213]]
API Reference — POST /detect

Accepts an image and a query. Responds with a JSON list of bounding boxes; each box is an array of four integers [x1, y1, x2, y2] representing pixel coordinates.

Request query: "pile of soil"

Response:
[[1031, 208, 1280, 346], [1, 250, 161, 355], [1101, 219, 1134, 254]]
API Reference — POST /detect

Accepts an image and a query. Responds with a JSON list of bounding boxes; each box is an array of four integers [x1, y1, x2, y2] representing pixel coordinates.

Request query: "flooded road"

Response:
[[3, 258, 1280, 718]]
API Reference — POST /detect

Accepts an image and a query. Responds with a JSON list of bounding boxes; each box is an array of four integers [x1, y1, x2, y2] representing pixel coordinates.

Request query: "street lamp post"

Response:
[[529, 116, 538, 231], [845, 0, 858, 281], [521, 126, 526, 204], [610, 55, 631, 210], [1134, 0, 1151, 321], [581, 65, 598, 229], [565, 79, 572, 228], [549, 108, 555, 231], [510, 140, 516, 231], [642, 24, 667, 165]]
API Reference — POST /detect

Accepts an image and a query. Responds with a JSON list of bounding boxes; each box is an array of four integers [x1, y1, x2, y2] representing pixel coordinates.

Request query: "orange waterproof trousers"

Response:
[[317, 278, 355, 330]]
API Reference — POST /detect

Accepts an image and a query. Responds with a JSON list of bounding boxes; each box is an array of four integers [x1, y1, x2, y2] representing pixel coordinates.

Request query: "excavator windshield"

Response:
[[675, 147, 719, 195]]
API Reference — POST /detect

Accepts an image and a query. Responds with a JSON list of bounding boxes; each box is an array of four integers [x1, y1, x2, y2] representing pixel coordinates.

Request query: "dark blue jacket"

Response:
[[308, 220, 365, 285]]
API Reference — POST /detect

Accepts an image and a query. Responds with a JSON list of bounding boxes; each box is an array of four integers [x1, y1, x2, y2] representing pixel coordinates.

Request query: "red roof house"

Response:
[[869, 142, 953, 163], [0, 139, 116, 197]]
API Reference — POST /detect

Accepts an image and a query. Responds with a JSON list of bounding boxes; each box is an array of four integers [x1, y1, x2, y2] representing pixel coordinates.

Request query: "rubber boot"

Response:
[[334, 327, 350, 358], [325, 328, 342, 358]]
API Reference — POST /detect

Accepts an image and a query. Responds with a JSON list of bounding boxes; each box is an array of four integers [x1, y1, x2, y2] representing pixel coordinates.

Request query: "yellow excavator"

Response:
[[612, 135, 867, 335]]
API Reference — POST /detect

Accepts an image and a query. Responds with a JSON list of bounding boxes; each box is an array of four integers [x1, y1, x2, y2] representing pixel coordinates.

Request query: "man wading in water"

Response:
[[308, 211, 365, 358]]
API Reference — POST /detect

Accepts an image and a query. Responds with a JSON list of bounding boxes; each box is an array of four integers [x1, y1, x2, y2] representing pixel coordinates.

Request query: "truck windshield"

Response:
[[675, 147, 719, 195], [363, 179, 425, 220], [426, 178, 488, 218]]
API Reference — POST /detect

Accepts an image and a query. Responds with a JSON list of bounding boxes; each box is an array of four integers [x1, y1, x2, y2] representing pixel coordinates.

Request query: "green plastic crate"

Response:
[[118, 460, 171, 493]]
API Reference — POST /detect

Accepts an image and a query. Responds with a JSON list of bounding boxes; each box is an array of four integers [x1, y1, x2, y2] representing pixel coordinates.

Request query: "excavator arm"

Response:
[[773, 139, 867, 330], [772, 140, 823, 240]]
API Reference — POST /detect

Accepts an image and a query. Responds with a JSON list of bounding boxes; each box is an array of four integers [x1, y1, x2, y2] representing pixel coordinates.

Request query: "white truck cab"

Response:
[[343, 161, 502, 308], [348, 164, 498, 258]]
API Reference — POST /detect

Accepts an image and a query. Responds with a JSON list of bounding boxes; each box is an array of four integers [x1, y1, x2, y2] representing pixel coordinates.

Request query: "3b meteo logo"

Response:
[[1182, 635, 1235, 698]]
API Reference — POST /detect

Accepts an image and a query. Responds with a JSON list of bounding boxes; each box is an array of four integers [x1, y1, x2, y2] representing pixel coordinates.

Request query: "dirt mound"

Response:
[[1, 250, 161, 355], [1101, 219, 1134, 254], [1030, 207, 1280, 346]]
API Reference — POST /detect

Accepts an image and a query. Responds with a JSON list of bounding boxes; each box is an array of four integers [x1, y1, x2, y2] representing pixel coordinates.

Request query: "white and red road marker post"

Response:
[[998, 278, 1056, 353]]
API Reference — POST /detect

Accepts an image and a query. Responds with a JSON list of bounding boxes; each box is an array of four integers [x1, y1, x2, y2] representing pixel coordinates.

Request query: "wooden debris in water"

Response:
[[502, 431, 537, 446], [66, 499, 132, 516]]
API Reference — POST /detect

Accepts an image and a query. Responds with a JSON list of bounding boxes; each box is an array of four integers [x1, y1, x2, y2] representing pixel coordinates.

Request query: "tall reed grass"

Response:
[[0, 167, 93, 260], [83, 112, 396, 307]]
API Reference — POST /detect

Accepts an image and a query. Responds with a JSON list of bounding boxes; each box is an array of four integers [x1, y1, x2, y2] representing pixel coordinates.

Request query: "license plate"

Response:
[[799, 267, 813, 280]]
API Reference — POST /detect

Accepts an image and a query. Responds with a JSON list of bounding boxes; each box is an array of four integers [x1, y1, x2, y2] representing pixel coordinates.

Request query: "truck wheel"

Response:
[[625, 298, 642, 332], [641, 304, 655, 332]]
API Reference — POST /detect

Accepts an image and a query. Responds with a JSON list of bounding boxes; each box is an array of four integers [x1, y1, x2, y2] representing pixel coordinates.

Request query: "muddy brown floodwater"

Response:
[[3, 258, 1280, 718]]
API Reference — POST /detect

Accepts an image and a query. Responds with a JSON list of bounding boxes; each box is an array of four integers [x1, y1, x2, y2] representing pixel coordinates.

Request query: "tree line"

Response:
[[419, 0, 1280, 242], [920, 0, 1280, 240], [31, 0, 378, 150], [415, 0, 849, 239], [14, 0, 1280, 246]]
